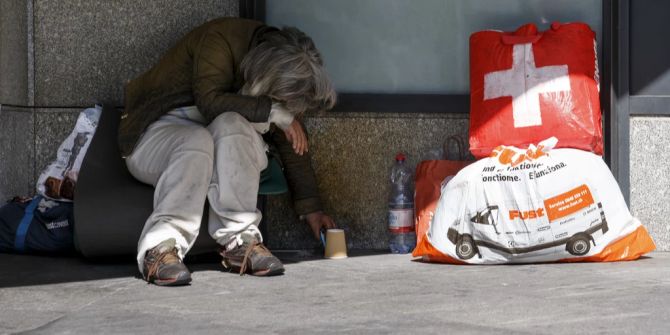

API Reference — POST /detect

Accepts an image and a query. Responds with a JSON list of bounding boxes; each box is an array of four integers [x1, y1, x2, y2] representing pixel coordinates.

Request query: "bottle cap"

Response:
[[395, 152, 406, 161]]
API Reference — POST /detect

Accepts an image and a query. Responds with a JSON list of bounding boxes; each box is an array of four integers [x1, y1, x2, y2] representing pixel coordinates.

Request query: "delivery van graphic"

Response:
[[446, 184, 609, 260]]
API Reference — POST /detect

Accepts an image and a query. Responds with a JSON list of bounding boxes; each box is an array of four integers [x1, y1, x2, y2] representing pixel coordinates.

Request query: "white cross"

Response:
[[484, 43, 571, 128]]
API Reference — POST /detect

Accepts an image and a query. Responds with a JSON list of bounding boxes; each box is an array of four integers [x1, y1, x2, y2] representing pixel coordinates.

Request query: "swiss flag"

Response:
[[469, 22, 603, 158]]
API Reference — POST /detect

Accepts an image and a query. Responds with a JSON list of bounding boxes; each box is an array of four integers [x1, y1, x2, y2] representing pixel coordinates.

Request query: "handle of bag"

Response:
[[443, 135, 466, 161], [501, 23, 542, 45]]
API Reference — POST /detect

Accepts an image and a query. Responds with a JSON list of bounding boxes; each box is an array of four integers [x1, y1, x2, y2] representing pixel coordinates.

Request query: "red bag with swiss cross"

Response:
[[469, 22, 603, 158]]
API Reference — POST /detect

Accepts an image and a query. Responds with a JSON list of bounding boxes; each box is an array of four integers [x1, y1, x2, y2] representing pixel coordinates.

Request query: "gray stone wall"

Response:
[[630, 117, 670, 251], [33, 0, 238, 107], [0, 106, 35, 199], [266, 112, 469, 250], [0, 0, 31, 106]]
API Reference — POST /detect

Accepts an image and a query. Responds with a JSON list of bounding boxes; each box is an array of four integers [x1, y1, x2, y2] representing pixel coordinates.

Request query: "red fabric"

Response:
[[414, 160, 471, 248], [469, 22, 603, 158]]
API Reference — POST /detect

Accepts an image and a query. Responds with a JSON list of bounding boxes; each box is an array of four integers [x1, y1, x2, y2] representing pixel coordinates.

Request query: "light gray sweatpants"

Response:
[[126, 111, 269, 273]]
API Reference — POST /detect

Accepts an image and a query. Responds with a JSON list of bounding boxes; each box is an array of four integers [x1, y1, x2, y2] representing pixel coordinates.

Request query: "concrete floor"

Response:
[[0, 251, 668, 334]]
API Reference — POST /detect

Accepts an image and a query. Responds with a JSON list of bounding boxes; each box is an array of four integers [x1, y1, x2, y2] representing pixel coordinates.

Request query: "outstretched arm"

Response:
[[271, 121, 322, 216], [271, 121, 338, 241]]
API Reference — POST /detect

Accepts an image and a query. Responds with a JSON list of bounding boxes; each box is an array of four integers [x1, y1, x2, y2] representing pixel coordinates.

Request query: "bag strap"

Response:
[[501, 23, 542, 45], [444, 135, 466, 161], [14, 196, 41, 252]]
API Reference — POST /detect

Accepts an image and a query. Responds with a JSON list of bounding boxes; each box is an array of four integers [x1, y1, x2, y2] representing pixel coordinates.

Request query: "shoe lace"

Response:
[[145, 248, 180, 281], [239, 241, 270, 276]]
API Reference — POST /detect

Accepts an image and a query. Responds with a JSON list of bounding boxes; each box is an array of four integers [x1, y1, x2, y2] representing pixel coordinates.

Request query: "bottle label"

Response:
[[389, 208, 415, 233]]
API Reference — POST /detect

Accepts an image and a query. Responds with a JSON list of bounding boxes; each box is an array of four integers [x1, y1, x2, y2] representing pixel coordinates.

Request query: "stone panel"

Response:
[[266, 112, 470, 250], [33, 0, 238, 106], [630, 117, 670, 251], [0, 0, 30, 105], [34, 109, 82, 182], [0, 106, 34, 200]]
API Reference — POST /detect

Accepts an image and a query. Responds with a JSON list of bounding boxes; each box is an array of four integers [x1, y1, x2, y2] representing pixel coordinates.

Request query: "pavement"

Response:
[[0, 251, 669, 334]]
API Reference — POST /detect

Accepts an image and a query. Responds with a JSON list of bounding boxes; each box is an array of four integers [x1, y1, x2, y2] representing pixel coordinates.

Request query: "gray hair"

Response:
[[240, 27, 337, 115]]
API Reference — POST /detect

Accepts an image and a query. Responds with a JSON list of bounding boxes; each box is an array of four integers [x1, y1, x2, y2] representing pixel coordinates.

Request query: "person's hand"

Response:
[[305, 211, 337, 241], [283, 119, 308, 156]]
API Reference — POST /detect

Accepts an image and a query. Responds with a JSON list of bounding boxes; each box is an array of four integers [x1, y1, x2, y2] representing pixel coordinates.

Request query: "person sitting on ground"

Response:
[[119, 17, 337, 286]]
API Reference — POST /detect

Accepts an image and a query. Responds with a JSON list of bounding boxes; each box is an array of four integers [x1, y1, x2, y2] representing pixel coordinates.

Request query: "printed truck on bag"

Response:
[[446, 184, 609, 260]]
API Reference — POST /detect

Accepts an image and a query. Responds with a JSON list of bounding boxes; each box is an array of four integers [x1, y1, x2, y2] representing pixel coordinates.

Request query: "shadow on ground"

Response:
[[0, 249, 388, 288]]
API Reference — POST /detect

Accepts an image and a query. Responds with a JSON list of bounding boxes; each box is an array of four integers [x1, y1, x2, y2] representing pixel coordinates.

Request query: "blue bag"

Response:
[[0, 196, 74, 253]]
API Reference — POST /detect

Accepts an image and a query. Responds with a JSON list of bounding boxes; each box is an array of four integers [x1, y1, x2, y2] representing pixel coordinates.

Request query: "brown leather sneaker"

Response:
[[220, 240, 285, 276], [143, 238, 192, 286]]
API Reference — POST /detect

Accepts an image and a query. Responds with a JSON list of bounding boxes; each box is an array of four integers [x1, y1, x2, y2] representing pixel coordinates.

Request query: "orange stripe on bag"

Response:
[[414, 226, 656, 264], [560, 225, 656, 263], [412, 236, 467, 265]]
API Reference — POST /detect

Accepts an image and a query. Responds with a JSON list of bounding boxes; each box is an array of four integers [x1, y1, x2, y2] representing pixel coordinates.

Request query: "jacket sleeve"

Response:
[[270, 124, 323, 216], [192, 28, 272, 123]]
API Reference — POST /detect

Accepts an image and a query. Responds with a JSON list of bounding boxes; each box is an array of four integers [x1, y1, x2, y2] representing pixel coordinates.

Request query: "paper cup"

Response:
[[324, 229, 347, 259]]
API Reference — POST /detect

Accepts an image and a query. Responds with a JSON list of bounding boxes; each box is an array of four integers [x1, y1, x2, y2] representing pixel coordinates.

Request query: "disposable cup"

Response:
[[324, 229, 347, 259]]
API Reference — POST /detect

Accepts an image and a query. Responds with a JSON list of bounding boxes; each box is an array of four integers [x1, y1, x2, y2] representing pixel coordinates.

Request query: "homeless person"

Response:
[[119, 18, 337, 286]]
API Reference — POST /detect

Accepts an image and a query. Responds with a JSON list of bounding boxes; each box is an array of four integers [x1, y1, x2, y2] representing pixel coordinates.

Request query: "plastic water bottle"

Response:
[[388, 152, 416, 254]]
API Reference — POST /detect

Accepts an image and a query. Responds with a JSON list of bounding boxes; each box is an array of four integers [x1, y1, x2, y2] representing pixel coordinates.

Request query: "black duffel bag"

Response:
[[0, 196, 74, 254]]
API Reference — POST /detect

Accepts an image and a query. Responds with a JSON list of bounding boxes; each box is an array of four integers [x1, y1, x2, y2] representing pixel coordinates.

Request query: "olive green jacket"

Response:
[[120, 18, 322, 215]]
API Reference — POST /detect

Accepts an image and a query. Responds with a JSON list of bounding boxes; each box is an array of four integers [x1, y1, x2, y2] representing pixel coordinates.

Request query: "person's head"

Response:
[[240, 27, 337, 115]]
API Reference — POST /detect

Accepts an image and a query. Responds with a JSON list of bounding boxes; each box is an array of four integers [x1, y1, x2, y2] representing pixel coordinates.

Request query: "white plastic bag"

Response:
[[415, 138, 655, 264], [36, 106, 102, 201]]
